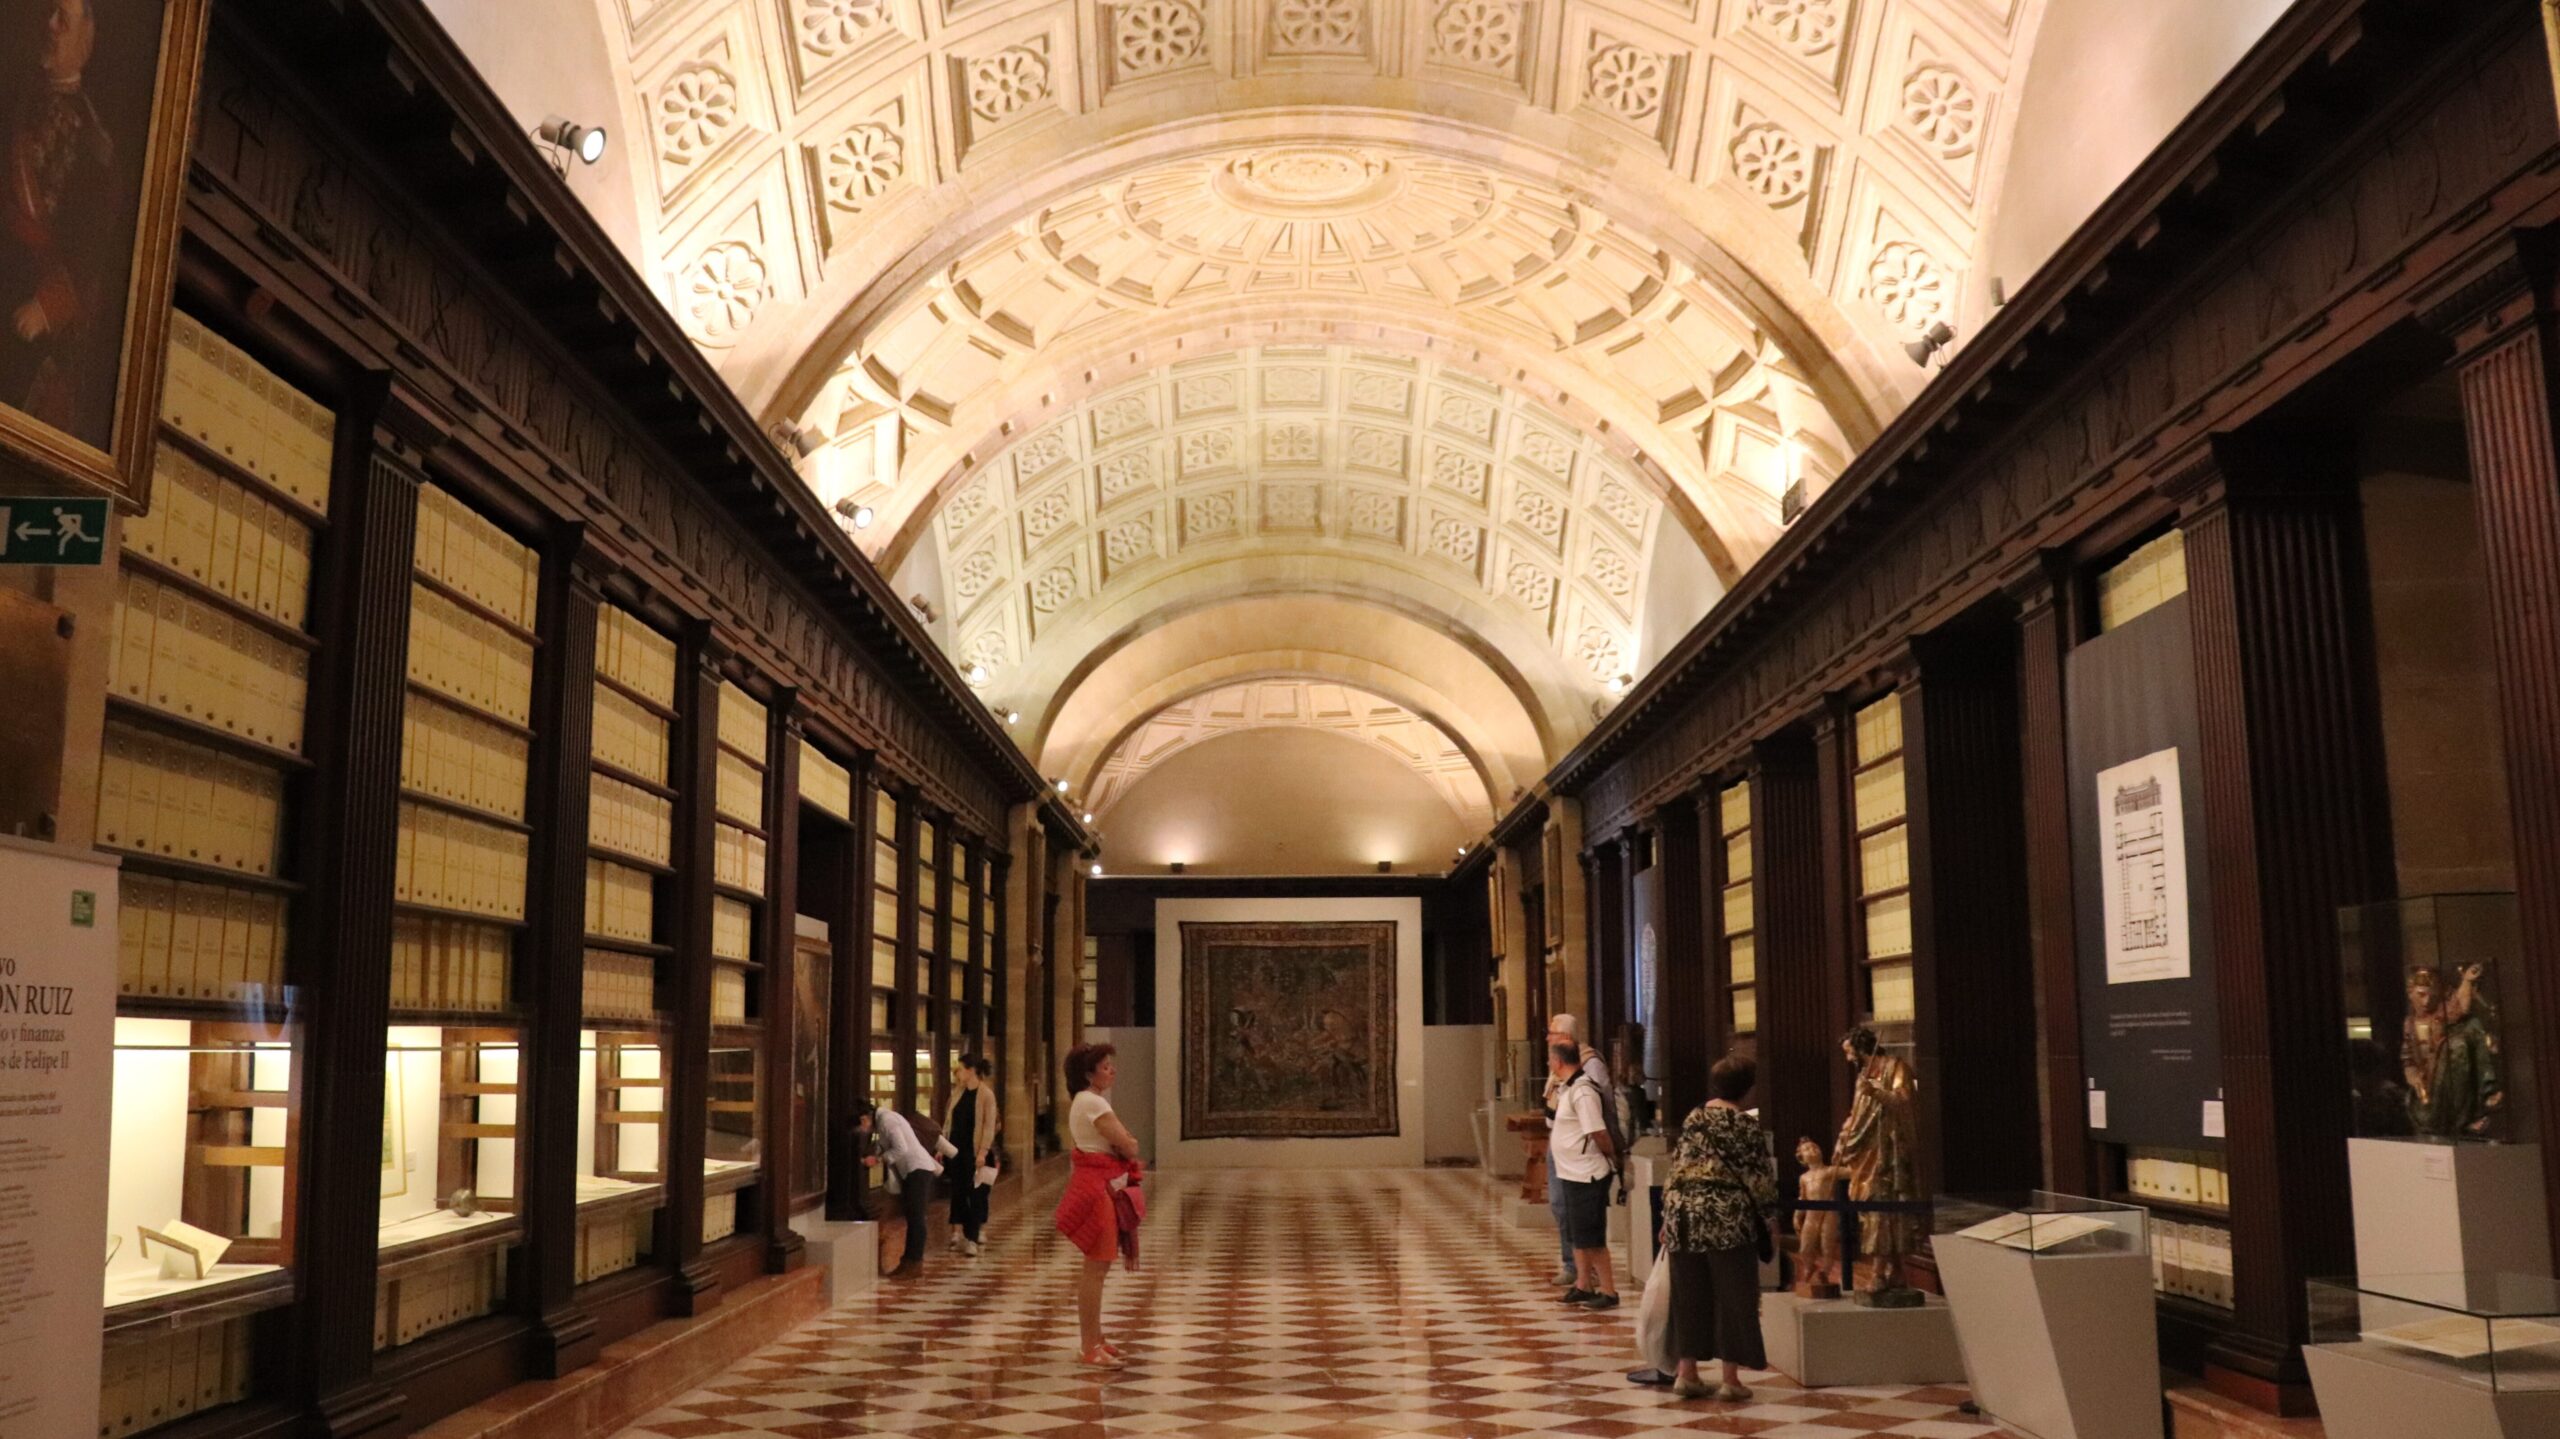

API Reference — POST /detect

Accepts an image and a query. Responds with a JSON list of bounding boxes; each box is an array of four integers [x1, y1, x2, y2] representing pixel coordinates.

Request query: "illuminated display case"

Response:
[[2339, 894, 2534, 1145]]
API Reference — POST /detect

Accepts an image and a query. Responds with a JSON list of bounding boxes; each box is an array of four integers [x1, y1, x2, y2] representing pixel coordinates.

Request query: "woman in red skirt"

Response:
[[1054, 1043, 1143, 1367]]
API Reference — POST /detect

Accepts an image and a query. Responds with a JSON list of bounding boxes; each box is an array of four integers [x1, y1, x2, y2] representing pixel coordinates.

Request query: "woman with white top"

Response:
[[1052, 1042, 1143, 1367]]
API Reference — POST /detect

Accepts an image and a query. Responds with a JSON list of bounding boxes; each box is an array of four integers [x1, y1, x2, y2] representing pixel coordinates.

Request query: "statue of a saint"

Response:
[[1793, 1136, 1844, 1299], [1834, 1026, 1922, 1305], [2403, 963, 2504, 1139]]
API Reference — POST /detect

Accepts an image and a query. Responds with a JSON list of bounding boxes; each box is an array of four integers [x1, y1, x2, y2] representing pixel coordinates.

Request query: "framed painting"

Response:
[[0, 0, 210, 510], [1180, 920, 1397, 1140]]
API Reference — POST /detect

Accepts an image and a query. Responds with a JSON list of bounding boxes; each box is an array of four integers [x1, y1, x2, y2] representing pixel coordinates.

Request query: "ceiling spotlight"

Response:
[[1004, 710, 1020, 726], [1090, 862, 1103, 878], [1055, 778, 1070, 793], [1376, 859, 1393, 873], [1456, 845, 1468, 857], [1169, 860, 1186, 875], [1082, 811, 1094, 823], [534, 115, 609, 168], [1604, 672, 1633, 697], [964, 663, 989, 686], [908, 593, 937, 623], [1904, 320, 1957, 368]]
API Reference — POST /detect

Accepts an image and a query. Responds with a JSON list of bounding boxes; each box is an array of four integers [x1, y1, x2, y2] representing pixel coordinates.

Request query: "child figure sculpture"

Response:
[[1793, 1137, 1844, 1299]]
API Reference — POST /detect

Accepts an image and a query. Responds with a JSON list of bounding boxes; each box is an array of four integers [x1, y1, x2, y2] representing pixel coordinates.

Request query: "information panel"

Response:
[[2066, 597, 2226, 1151], [0, 838, 116, 1434]]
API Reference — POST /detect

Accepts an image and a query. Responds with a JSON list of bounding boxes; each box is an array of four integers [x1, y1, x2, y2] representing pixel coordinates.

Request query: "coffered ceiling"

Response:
[[1089, 678, 1490, 825], [456, 0, 2093, 850]]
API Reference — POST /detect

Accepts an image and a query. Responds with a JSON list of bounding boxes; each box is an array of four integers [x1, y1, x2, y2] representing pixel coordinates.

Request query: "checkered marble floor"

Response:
[[614, 1168, 2016, 1439]]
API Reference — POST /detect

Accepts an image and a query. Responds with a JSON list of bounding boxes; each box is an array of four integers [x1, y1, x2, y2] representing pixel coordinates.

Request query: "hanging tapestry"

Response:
[[1181, 920, 1398, 1139]]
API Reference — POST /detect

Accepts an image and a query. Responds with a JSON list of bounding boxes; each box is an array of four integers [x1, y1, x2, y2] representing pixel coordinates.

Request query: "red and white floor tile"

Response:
[[614, 1169, 2017, 1439]]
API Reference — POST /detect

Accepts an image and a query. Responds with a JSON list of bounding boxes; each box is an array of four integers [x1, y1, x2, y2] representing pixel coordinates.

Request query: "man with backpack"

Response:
[[857, 1102, 953, 1278], [1546, 1040, 1622, 1310], [1541, 1014, 1619, 1285]]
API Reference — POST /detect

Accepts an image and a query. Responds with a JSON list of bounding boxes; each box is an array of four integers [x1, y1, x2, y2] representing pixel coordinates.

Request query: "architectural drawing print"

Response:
[[2096, 749, 2191, 985]]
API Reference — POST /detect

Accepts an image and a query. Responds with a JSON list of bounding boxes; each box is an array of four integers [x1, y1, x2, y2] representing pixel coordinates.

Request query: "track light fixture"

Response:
[[533, 115, 608, 173], [1904, 320, 1957, 367]]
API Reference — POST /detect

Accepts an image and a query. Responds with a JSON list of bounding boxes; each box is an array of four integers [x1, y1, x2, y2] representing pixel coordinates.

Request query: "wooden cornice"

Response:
[[1497, 0, 2499, 834], [228, 0, 1053, 805]]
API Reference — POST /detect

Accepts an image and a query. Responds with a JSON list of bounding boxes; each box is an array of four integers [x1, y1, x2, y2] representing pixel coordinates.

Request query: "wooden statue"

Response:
[[1834, 1026, 1923, 1306], [2403, 963, 2505, 1139], [1792, 1137, 1844, 1299]]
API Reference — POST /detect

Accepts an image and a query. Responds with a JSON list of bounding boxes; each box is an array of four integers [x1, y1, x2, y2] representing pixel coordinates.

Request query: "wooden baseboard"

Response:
[[410, 1266, 826, 1439]]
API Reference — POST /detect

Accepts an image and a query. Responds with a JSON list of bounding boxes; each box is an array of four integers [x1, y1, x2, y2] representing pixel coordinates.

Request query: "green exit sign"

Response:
[[0, 498, 109, 566]]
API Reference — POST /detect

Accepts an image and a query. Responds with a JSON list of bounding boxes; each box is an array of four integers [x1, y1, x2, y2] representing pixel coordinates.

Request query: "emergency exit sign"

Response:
[[0, 498, 109, 566]]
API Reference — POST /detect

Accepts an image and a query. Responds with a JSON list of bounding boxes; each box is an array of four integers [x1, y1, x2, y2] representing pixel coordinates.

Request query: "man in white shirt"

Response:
[[1541, 1013, 1611, 1284], [1547, 1040, 1621, 1309], [858, 1104, 946, 1278]]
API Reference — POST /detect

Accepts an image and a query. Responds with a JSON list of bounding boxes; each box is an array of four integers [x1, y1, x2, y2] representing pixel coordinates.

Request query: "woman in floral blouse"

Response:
[[1660, 1054, 1778, 1401]]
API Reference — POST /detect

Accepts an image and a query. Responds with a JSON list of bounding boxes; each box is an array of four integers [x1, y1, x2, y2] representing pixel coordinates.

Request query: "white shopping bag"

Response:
[[1636, 1246, 1675, 1375]]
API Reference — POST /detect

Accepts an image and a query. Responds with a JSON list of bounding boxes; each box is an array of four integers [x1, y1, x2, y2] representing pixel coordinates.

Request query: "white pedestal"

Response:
[[1936, 1236, 2162, 1439], [788, 1216, 880, 1305], [1762, 1292, 1966, 1387], [1478, 1103, 1523, 1179], [2349, 1139, 2552, 1280], [1627, 1146, 1668, 1281], [2306, 1342, 2560, 1439]]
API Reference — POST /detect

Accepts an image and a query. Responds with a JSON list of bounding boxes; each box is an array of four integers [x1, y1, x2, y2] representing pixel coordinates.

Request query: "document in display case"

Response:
[[2307, 1273, 2560, 1438], [1933, 1194, 2161, 1439]]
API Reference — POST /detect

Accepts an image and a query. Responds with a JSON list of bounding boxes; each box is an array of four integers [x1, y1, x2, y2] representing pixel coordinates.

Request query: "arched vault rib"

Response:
[[1036, 594, 1555, 811], [1086, 678, 1495, 828]]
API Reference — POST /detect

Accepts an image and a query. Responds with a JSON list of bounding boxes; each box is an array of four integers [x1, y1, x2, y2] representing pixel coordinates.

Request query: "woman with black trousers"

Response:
[[945, 1054, 999, 1256]]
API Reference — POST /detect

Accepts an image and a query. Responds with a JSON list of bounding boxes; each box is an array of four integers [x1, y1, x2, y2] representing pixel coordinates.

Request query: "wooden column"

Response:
[[2429, 241, 2560, 1259], [1654, 795, 1712, 1121], [518, 532, 605, 1378], [1811, 703, 1859, 1126], [827, 754, 878, 1221], [288, 388, 426, 1437], [2008, 552, 2097, 1196], [1587, 837, 1626, 1042], [1752, 730, 1833, 1183], [895, 793, 921, 1112], [999, 804, 1040, 1179], [2170, 431, 2392, 1408], [663, 633, 724, 1316], [1904, 622, 2040, 1198], [759, 696, 806, 1272]]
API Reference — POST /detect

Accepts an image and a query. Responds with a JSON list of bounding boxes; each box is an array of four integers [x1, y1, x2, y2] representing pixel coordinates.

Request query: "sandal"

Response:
[[1080, 1344, 1126, 1369]]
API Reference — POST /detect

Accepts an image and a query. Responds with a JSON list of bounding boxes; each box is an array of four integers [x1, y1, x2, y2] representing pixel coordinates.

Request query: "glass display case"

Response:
[[104, 1012, 301, 1437], [2340, 894, 2534, 1144], [2310, 1273, 2560, 1391], [576, 1026, 665, 1283], [376, 1026, 521, 1351], [1935, 1192, 2152, 1258], [704, 1037, 762, 1243]]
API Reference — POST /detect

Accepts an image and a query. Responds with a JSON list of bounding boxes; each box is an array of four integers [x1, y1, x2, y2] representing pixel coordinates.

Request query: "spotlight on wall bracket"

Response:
[[1904, 320, 1957, 368], [1090, 862, 1103, 878], [1376, 860, 1393, 874], [1003, 710, 1020, 726], [1169, 861, 1185, 874], [832, 497, 875, 530], [964, 663, 989, 687], [532, 115, 608, 174], [907, 594, 937, 623], [771, 422, 823, 458]]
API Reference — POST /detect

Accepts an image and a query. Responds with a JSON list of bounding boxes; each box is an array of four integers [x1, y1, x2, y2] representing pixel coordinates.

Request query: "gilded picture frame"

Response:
[[0, 0, 211, 512]]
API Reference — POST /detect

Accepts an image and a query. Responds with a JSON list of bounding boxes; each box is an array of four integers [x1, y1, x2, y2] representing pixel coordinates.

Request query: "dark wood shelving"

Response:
[[392, 898, 530, 929], [385, 1005, 527, 1028], [596, 671, 677, 723], [580, 933, 675, 959], [589, 757, 676, 801], [108, 845, 301, 894], [410, 568, 541, 649], [399, 786, 532, 835], [588, 843, 675, 877], [158, 421, 331, 531], [403, 679, 538, 740], [107, 694, 316, 771], [122, 549, 321, 651]]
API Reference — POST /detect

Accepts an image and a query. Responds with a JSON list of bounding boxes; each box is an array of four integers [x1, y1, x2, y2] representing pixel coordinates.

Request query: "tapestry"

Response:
[[1181, 920, 1398, 1139]]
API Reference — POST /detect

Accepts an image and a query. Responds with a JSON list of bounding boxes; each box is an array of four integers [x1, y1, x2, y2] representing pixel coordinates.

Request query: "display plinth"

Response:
[[2349, 1139, 2553, 1281], [1478, 1102, 1522, 1179], [1627, 1144, 1667, 1280], [787, 1214, 880, 1303], [1762, 1291, 1964, 1387], [2305, 1342, 2560, 1439], [1935, 1196, 2162, 1439]]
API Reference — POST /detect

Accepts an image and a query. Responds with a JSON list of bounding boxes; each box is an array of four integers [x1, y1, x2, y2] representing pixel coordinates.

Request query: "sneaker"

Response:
[[1671, 1377, 1711, 1399], [1713, 1382, 1752, 1403], [961, 1239, 982, 1257], [1579, 1292, 1621, 1311], [1555, 1287, 1592, 1305], [1551, 1265, 1576, 1286]]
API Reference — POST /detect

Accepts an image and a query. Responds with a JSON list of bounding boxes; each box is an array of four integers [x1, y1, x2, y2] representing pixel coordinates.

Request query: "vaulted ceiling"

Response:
[[439, 0, 2287, 863]]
